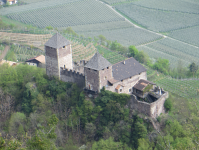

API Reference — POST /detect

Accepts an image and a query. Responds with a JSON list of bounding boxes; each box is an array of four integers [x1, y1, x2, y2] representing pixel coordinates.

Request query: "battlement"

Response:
[[60, 67, 84, 76], [60, 67, 85, 89]]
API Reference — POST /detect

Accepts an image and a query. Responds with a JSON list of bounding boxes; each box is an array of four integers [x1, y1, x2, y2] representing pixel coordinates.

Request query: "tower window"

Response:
[[63, 46, 66, 48], [107, 67, 109, 69]]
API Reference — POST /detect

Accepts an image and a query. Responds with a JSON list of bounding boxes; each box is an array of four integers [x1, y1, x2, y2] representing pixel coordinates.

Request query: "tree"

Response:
[[91, 137, 132, 150], [164, 98, 172, 112], [153, 58, 170, 75], [129, 45, 138, 57], [46, 26, 53, 30], [189, 62, 198, 77], [98, 35, 106, 45]]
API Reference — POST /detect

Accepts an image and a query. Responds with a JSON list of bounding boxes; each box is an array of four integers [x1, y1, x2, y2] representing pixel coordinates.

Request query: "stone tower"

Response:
[[45, 33, 73, 78], [84, 52, 112, 92]]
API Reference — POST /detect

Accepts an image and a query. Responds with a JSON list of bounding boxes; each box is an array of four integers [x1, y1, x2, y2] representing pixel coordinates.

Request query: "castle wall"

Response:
[[45, 46, 59, 77], [84, 67, 99, 92], [128, 91, 169, 118], [58, 45, 73, 70], [60, 68, 85, 89], [99, 66, 112, 89], [106, 71, 147, 94]]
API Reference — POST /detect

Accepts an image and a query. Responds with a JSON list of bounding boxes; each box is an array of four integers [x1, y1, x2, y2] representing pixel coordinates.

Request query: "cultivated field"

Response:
[[169, 26, 199, 47], [0, 0, 199, 68], [0, 31, 97, 62], [116, 3, 199, 32], [79, 26, 163, 46], [6, 0, 125, 28], [137, 38, 199, 68], [97, 45, 126, 64]]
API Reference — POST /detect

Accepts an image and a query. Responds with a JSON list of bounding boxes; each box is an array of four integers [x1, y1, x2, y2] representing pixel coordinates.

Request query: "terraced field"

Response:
[[1, 0, 199, 69], [0, 32, 97, 62], [96, 45, 126, 64]]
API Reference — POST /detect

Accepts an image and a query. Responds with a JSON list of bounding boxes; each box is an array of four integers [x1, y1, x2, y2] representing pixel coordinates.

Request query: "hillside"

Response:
[[0, 0, 198, 68]]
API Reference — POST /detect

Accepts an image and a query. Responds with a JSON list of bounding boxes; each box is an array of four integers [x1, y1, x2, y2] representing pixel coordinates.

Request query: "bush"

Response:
[[164, 98, 172, 111]]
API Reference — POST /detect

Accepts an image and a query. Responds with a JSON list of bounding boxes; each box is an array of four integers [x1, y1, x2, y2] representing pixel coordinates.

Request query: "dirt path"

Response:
[[0, 45, 10, 60]]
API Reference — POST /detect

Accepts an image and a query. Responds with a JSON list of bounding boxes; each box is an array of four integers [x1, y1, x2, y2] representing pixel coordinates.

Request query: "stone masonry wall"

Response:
[[106, 71, 147, 94], [60, 67, 85, 89], [99, 66, 112, 89], [128, 91, 169, 118], [84, 67, 99, 92], [45, 46, 59, 78], [58, 45, 73, 70]]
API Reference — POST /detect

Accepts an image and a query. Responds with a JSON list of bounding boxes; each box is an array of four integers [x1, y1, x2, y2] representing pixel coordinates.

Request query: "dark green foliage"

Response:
[[153, 58, 170, 75], [91, 137, 132, 150], [129, 45, 138, 57], [164, 98, 172, 111], [189, 62, 198, 77], [46, 26, 53, 30]]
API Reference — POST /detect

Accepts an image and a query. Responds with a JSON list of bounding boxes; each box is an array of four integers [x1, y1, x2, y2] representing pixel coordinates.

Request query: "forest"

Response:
[[0, 63, 199, 150]]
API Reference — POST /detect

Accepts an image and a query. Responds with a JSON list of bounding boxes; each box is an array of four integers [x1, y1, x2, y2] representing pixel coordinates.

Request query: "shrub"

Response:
[[164, 98, 172, 111]]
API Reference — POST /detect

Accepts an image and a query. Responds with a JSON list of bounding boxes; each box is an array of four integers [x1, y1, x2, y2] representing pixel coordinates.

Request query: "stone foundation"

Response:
[[128, 91, 169, 118]]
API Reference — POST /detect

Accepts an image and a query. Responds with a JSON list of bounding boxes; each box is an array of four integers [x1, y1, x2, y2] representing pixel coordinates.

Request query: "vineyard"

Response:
[[136, 38, 199, 68], [0, 0, 83, 15], [169, 25, 199, 47], [146, 67, 199, 99], [156, 77, 199, 99], [96, 45, 126, 64], [128, 0, 199, 14], [79, 26, 163, 46], [115, 3, 199, 32], [6, 0, 125, 28]]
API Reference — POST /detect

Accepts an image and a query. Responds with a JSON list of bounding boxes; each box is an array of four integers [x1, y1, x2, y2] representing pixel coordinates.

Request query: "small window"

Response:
[[120, 89, 122, 92], [129, 89, 131, 92], [107, 67, 109, 69], [63, 46, 66, 48], [104, 76, 107, 80], [64, 65, 65, 69], [121, 80, 123, 82]]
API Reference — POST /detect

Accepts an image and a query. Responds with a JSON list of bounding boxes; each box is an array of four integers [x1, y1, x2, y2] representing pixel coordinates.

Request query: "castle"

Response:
[[45, 33, 168, 118]]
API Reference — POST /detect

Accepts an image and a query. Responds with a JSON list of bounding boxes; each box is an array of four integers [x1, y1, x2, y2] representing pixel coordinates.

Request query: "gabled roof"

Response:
[[45, 33, 70, 49], [25, 55, 45, 64], [112, 57, 146, 81], [85, 52, 112, 70]]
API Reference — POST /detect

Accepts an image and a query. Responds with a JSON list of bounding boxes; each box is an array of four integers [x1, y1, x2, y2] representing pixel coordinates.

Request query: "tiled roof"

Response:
[[108, 78, 119, 84], [45, 33, 70, 49], [25, 55, 45, 64], [133, 79, 156, 91], [0, 60, 16, 66], [115, 85, 121, 90], [112, 57, 146, 81], [85, 52, 112, 70]]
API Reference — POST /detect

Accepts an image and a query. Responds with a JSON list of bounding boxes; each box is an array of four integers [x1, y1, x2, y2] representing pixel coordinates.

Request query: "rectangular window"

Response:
[[120, 89, 122, 92], [129, 89, 131, 92], [63, 46, 66, 48]]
